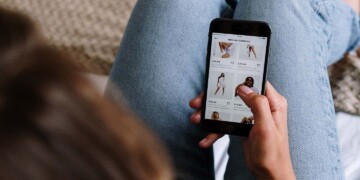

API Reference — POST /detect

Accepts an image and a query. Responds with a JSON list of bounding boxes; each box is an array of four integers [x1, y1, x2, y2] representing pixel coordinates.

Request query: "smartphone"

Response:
[[201, 18, 271, 136]]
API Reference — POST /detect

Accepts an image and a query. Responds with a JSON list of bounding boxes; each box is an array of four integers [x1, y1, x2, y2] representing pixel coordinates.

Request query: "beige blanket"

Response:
[[1, 0, 359, 115]]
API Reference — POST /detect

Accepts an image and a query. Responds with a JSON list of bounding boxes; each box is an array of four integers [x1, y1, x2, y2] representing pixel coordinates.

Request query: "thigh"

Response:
[[225, 0, 356, 179], [328, 0, 360, 64], [107, 0, 228, 179]]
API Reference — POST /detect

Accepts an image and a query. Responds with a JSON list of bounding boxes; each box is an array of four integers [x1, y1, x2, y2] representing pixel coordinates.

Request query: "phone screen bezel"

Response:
[[201, 18, 271, 136]]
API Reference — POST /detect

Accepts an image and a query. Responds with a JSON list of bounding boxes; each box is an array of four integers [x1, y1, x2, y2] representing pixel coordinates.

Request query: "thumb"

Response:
[[237, 85, 273, 128]]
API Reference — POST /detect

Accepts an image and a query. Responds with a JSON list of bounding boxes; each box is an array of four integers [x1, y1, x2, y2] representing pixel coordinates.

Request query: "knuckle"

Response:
[[254, 96, 269, 107], [278, 96, 288, 110], [272, 95, 288, 112], [250, 96, 269, 114], [281, 96, 288, 107]]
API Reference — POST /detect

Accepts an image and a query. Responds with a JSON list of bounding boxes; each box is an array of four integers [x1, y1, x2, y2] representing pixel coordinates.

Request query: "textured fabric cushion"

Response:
[[1, 0, 360, 115], [0, 0, 136, 75], [329, 48, 360, 115]]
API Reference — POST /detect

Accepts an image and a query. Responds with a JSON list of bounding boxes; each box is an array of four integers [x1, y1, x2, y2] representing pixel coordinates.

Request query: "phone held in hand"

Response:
[[201, 18, 271, 136]]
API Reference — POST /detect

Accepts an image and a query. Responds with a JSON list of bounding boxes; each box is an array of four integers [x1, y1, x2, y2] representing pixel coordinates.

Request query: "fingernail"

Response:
[[200, 138, 208, 144], [190, 113, 196, 119], [238, 85, 253, 95]]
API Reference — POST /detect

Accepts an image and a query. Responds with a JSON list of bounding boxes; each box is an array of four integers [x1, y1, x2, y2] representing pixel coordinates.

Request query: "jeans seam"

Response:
[[312, 0, 337, 66], [311, 0, 344, 178]]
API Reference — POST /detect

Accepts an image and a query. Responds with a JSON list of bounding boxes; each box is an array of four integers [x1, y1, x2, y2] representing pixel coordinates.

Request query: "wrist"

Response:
[[266, 168, 295, 180], [256, 160, 295, 180]]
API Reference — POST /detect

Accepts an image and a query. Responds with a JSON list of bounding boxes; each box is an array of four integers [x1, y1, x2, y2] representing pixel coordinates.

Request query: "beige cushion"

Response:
[[329, 48, 360, 115], [0, 0, 136, 75]]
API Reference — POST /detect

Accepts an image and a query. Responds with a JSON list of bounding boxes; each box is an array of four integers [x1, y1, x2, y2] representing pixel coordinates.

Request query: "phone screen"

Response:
[[204, 33, 268, 124]]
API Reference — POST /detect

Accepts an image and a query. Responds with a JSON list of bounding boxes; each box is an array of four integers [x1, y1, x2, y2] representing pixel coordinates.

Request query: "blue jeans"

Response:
[[107, 0, 360, 179]]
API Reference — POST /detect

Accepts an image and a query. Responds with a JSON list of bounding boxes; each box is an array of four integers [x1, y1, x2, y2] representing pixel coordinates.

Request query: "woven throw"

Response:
[[0, 0, 136, 75], [1, 0, 360, 115], [329, 48, 360, 115]]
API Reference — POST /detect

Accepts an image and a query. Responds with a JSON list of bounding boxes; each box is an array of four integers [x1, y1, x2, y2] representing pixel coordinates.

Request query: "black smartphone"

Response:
[[201, 18, 271, 136]]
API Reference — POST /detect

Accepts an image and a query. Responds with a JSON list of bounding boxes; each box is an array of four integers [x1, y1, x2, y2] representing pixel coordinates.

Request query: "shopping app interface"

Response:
[[205, 33, 268, 124]]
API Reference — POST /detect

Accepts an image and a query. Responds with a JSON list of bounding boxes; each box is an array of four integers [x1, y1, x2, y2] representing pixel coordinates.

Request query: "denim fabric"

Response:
[[106, 0, 360, 179], [225, 0, 359, 179]]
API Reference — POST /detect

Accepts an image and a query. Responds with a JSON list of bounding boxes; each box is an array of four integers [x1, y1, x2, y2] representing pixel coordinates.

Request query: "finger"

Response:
[[237, 85, 274, 128], [199, 133, 224, 148], [265, 82, 287, 113], [189, 92, 204, 109], [190, 109, 201, 124], [265, 82, 288, 131]]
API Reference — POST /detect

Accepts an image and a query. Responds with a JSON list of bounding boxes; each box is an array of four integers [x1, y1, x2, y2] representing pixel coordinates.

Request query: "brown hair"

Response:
[[211, 111, 220, 120], [0, 7, 172, 180]]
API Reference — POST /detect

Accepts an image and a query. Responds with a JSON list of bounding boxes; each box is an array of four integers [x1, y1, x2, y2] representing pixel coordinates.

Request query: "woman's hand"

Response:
[[189, 82, 295, 179], [239, 82, 295, 179], [189, 92, 224, 148]]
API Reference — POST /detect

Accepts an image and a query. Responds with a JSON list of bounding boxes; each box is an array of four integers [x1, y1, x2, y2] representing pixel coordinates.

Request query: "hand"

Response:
[[189, 82, 295, 179], [344, 0, 359, 14], [189, 92, 224, 148], [239, 82, 295, 179]]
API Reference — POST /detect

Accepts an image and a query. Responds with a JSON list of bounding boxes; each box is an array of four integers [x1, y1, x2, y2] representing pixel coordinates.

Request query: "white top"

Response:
[[217, 77, 226, 88]]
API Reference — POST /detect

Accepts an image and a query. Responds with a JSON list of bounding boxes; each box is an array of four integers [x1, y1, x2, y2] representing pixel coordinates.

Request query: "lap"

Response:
[[108, 0, 359, 179], [107, 0, 228, 179]]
